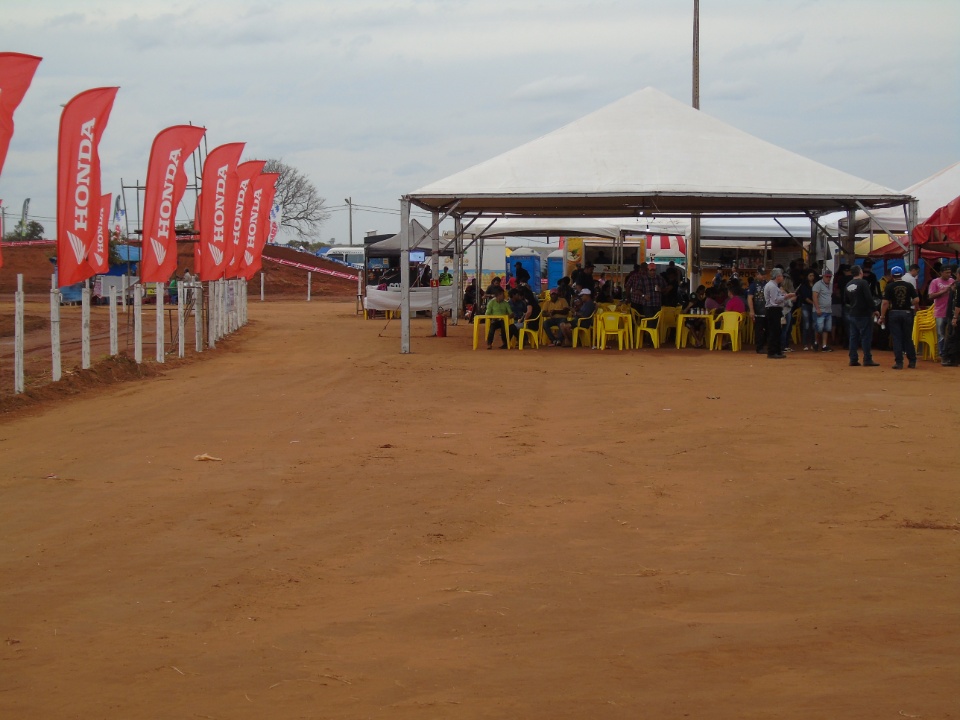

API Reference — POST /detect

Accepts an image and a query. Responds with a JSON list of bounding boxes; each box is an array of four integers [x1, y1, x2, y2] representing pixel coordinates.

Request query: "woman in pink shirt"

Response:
[[725, 279, 746, 313]]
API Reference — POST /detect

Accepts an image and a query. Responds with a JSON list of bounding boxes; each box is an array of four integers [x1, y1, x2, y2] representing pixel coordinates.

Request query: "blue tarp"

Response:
[[115, 245, 141, 262]]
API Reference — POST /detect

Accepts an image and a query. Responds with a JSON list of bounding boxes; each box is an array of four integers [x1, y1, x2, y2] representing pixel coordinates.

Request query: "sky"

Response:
[[0, 0, 957, 246]]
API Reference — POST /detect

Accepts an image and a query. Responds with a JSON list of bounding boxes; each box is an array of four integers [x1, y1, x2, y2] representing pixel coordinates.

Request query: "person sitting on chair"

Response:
[[560, 288, 596, 347], [484, 287, 513, 350], [542, 288, 571, 346]]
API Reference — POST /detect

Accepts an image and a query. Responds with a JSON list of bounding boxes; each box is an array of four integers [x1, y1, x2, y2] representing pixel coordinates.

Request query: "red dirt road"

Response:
[[1, 301, 958, 719]]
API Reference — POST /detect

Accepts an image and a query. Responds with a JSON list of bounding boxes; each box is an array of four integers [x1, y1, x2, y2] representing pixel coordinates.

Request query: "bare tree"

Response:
[[263, 159, 330, 240]]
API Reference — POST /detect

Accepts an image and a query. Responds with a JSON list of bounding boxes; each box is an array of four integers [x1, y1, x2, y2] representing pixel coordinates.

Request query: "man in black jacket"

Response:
[[845, 265, 880, 367]]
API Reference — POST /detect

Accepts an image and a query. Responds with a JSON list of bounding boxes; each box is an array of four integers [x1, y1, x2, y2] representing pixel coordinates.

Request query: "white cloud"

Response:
[[0, 0, 957, 243]]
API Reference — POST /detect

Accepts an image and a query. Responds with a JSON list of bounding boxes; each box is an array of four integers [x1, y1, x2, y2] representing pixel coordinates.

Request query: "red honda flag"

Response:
[[88, 192, 112, 275], [56, 86, 119, 287], [0, 53, 42, 177], [224, 159, 265, 278], [198, 142, 244, 281], [241, 172, 280, 280], [140, 125, 206, 283]]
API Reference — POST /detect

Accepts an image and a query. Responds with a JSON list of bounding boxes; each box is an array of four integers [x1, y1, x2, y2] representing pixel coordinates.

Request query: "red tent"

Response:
[[913, 194, 960, 254], [866, 239, 955, 260]]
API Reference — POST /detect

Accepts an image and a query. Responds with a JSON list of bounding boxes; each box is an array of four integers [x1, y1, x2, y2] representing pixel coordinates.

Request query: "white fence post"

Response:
[[195, 282, 203, 353], [219, 279, 226, 340], [14, 274, 24, 394], [81, 282, 91, 370], [260, 272, 265, 302], [109, 286, 118, 356], [156, 282, 165, 363], [207, 281, 216, 348], [50, 273, 61, 382], [134, 283, 143, 364], [307, 272, 312, 302], [121, 274, 128, 309], [177, 282, 185, 358]]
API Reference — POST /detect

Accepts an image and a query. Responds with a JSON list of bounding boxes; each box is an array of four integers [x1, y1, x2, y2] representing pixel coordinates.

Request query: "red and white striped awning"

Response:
[[645, 234, 686, 256]]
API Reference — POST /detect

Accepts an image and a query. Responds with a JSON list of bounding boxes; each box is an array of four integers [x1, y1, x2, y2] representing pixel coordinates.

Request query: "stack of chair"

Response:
[[913, 306, 939, 361]]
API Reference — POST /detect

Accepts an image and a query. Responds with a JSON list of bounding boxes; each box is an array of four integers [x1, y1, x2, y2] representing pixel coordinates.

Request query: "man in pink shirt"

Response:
[[928, 265, 956, 356]]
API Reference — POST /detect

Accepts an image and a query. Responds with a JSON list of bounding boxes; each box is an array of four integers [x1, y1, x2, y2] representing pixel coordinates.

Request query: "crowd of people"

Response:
[[465, 257, 960, 366]]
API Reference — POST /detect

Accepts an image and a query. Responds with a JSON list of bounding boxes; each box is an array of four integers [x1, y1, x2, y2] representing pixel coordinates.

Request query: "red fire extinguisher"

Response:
[[435, 312, 447, 337]]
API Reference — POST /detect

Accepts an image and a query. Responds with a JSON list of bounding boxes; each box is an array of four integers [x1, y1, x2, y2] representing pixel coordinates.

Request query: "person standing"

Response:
[[513, 261, 530, 286], [903, 263, 921, 291], [796, 270, 816, 350], [638, 262, 665, 318], [747, 268, 768, 354], [777, 264, 796, 352], [845, 265, 880, 367], [879, 265, 919, 369], [763, 268, 795, 359], [941, 281, 960, 367], [812, 268, 834, 352], [928, 265, 956, 357]]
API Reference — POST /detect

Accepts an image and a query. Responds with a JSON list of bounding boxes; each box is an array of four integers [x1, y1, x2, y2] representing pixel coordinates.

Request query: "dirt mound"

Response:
[[0, 353, 160, 416], [0, 243, 57, 293]]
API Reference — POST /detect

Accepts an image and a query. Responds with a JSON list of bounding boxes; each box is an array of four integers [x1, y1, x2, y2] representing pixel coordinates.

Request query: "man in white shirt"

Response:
[[811, 269, 834, 352], [902, 264, 920, 290]]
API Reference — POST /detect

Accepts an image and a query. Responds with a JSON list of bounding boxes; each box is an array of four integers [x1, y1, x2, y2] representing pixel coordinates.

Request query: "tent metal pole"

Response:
[[904, 199, 918, 266], [689, 215, 701, 288], [431, 210, 440, 324], [452, 217, 463, 325], [400, 197, 411, 353], [854, 201, 910, 254]]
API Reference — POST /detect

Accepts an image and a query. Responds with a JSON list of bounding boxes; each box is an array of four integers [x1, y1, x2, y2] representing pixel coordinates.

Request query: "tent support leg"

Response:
[[400, 197, 411, 354]]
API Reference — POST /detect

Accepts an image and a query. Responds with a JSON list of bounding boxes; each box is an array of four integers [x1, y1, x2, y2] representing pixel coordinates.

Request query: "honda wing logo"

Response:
[[150, 237, 167, 265], [244, 250, 254, 266], [67, 231, 87, 264], [209, 245, 223, 266], [93, 252, 103, 266]]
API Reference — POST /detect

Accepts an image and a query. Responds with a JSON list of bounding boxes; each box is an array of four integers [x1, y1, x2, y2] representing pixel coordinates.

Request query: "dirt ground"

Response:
[[1, 301, 958, 720]]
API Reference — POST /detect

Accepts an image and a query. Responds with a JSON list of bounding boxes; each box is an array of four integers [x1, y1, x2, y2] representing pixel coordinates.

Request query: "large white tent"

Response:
[[396, 87, 913, 352], [828, 160, 960, 234]]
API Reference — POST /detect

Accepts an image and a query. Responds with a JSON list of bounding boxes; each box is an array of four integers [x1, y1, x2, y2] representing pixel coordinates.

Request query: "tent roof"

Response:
[[699, 217, 812, 240], [830, 160, 960, 233], [472, 216, 689, 239], [367, 220, 438, 255], [410, 87, 910, 217]]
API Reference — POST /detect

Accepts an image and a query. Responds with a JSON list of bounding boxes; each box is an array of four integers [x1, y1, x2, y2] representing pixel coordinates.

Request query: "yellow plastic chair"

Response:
[[790, 307, 802, 345], [597, 311, 628, 350], [658, 305, 679, 345], [518, 313, 543, 350], [634, 311, 661, 349], [708, 311, 743, 351], [914, 311, 939, 361], [571, 315, 595, 348], [912, 307, 934, 351]]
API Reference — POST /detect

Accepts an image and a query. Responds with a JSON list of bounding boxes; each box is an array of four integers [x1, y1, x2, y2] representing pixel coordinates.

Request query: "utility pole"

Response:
[[692, 0, 700, 110], [345, 197, 353, 246]]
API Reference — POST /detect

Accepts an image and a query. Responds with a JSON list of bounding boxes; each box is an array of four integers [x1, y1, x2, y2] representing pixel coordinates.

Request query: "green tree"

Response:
[[4, 219, 45, 241]]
